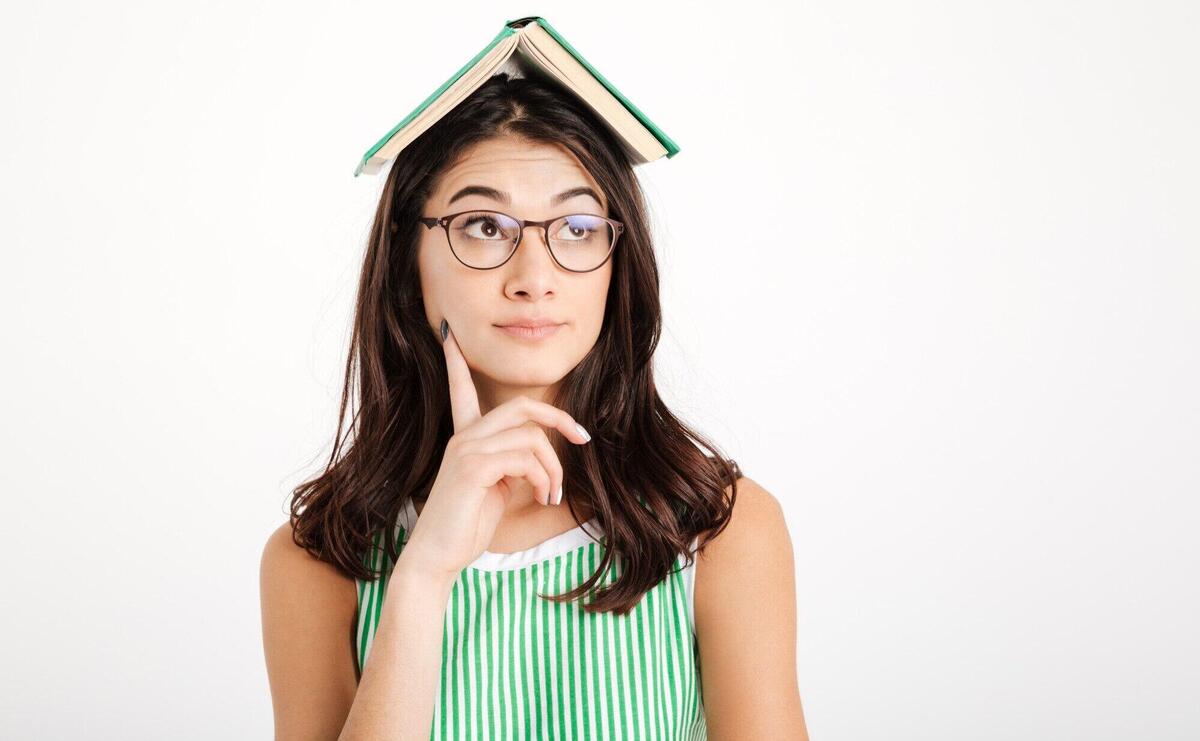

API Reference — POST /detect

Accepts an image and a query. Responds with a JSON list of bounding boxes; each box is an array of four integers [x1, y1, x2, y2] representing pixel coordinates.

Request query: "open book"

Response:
[[353, 16, 680, 177]]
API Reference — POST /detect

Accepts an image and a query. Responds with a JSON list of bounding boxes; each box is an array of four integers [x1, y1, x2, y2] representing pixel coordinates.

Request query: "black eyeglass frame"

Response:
[[417, 210, 625, 273]]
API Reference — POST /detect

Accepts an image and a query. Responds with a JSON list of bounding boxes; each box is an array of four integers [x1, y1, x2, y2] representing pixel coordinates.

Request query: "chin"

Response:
[[494, 367, 568, 387], [476, 354, 571, 388]]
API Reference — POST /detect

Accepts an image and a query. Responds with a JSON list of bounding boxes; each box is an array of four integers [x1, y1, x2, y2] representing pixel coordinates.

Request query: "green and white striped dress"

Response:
[[354, 497, 708, 740]]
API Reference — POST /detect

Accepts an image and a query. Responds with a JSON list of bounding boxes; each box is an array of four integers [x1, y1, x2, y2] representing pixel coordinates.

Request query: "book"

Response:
[[353, 15, 680, 177]]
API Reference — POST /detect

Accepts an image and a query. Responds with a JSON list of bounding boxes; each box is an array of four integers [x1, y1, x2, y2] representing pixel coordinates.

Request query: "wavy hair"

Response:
[[288, 72, 742, 615]]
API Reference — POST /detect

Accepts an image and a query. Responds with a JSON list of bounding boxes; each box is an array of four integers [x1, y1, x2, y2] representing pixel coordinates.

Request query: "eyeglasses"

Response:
[[418, 209, 624, 273]]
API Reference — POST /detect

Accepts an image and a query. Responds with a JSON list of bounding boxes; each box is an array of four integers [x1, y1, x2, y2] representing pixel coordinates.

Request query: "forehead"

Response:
[[433, 135, 606, 210]]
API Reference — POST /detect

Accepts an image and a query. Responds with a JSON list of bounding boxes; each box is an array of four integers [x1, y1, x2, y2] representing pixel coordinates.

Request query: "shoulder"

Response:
[[259, 520, 359, 616], [693, 477, 793, 609], [693, 476, 791, 589]]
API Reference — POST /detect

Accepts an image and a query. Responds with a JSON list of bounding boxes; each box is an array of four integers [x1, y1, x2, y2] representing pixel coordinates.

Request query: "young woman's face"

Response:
[[418, 134, 614, 405]]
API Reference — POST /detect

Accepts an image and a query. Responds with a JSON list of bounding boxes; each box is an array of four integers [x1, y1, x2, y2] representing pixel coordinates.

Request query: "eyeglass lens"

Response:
[[446, 211, 615, 271]]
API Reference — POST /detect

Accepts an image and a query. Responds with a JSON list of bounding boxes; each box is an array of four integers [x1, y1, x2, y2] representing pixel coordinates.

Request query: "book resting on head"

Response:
[[353, 15, 680, 177]]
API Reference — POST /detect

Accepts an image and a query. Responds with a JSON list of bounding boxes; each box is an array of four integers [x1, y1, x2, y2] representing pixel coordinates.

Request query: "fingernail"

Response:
[[440, 318, 449, 342], [575, 423, 591, 442], [555, 485, 563, 505]]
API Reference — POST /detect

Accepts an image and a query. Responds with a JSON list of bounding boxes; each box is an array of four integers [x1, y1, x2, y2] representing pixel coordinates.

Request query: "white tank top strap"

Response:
[[679, 533, 700, 635]]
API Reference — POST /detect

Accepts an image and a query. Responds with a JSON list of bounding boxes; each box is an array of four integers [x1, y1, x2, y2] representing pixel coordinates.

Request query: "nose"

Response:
[[513, 224, 558, 267], [504, 224, 559, 297]]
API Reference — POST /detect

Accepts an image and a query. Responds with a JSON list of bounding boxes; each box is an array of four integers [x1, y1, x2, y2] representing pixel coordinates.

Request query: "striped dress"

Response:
[[354, 496, 708, 740]]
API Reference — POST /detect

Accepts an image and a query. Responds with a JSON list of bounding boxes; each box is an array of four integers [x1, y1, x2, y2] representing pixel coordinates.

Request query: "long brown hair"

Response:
[[288, 72, 742, 615]]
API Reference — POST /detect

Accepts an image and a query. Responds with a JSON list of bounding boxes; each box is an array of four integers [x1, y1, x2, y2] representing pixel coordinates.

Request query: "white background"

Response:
[[3, 2, 1197, 739]]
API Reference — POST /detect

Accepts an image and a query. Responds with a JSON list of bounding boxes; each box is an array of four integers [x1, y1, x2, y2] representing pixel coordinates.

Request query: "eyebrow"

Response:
[[447, 185, 604, 209]]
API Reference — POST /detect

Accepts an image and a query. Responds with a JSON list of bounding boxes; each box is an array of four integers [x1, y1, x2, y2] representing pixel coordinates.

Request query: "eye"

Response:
[[555, 215, 605, 241], [457, 213, 513, 241]]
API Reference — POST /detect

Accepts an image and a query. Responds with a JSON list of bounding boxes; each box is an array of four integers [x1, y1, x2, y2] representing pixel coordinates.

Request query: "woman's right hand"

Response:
[[398, 318, 593, 583]]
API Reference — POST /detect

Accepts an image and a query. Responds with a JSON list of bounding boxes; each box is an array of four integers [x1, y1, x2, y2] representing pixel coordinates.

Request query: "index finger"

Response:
[[465, 395, 591, 447], [440, 318, 481, 432]]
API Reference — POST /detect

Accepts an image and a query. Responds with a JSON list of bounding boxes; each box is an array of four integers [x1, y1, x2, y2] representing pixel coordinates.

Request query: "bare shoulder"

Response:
[[259, 520, 360, 739], [693, 476, 793, 636], [260, 520, 360, 619], [693, 477, 809, 739], [694, 476, 791, 577]]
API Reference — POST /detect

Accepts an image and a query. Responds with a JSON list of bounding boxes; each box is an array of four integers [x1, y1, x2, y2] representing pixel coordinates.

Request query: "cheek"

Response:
[[577, 275, 611, 336], [415, 248, 440, 325], [417, 239, 456, 308]]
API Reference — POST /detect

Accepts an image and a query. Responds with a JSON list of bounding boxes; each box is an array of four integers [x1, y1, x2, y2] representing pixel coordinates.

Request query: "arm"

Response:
[[259, 521, 455, 741], [694, 477, 810, 740], [337, 555, 455, 740], [259, 521, 360, 740]]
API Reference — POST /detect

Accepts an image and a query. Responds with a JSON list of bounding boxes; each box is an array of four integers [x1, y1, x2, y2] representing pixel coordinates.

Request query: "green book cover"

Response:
[[353, 16, 679, 177]]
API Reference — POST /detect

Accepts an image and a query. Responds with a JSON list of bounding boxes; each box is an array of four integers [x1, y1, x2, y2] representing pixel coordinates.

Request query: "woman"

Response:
[[260, 72, 809, 740]]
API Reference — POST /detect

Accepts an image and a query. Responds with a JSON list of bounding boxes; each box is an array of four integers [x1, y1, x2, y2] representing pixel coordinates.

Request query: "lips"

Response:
[[495, 321, 565, 340], [494, 318, 565, 329]]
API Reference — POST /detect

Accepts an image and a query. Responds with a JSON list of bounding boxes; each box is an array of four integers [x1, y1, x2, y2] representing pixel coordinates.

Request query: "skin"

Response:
[[415, 133, 610, 535]]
